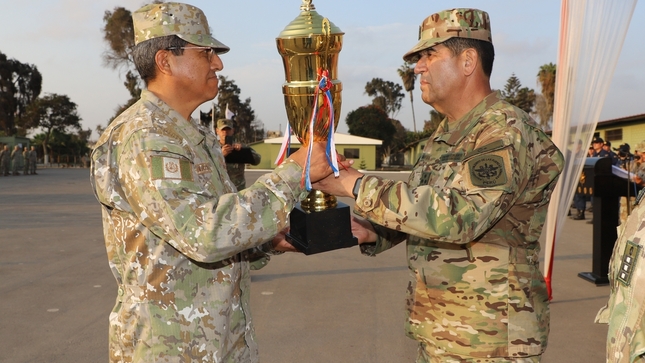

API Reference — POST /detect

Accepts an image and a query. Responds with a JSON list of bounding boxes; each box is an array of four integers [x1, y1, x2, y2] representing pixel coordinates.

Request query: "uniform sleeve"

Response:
[[250, 147, 262, 166], [116, 133, 307, 264], [358, 222, 408, 256], [353, 139, 525, 245]]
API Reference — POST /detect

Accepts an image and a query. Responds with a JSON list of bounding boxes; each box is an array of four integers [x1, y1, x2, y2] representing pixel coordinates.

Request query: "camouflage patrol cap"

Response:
[[403, 8, 492, 62], [217, 119, 234, 130], [132, 2, 229, 54]]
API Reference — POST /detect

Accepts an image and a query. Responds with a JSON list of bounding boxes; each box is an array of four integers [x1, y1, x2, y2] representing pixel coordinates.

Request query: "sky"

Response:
[[1, 0, 644, 140]]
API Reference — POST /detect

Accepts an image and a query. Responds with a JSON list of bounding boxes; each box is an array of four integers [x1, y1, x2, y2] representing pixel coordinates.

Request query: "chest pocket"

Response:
[[408, 153, 432, 188], [408, 151, 465, 190], [199, 139, 235, 195]]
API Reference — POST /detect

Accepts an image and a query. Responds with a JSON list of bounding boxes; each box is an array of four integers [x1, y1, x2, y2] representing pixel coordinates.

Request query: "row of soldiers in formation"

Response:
[[0, 145, 38, 176]]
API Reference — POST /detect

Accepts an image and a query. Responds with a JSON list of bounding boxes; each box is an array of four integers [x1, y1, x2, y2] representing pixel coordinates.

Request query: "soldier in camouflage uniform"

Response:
[[10, 145, 23, 175], [315, 8, 564, 363], [22, 147, 29, 175], [90, 3, 340, 362], [28, 146, 37, 175], [215, 118, 261, 190], [0, 145, 9, 176], [596, 188, 645, 362]]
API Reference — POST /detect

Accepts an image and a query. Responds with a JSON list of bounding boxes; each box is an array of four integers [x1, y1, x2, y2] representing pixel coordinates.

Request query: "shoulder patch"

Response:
[[151, 156, 193, 181], [617, 240, 641, 286], [466, 150, 509, 188]]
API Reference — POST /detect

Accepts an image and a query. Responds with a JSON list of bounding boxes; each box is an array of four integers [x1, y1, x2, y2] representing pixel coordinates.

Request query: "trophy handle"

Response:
[[322, 18, 331, 70]]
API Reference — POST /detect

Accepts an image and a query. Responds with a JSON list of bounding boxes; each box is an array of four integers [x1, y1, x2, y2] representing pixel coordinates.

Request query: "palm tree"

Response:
[[397, 62, 417, 132], [536, 63, 556, 129]]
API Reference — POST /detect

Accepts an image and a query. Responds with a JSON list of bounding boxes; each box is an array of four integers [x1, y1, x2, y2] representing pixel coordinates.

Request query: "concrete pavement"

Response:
[[0, 168, 609, 362]]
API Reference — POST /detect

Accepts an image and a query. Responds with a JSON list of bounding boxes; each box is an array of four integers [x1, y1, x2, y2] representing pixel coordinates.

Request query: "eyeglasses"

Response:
[[165, 46, 218, 62]]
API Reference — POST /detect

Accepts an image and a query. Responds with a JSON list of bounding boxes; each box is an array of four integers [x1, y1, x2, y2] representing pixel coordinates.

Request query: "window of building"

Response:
[[344, 148, 360, 159], [605, 129, 622, 142]]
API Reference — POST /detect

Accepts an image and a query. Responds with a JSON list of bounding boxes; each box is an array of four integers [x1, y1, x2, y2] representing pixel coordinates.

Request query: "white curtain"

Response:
[[543, 0, 638, 299]]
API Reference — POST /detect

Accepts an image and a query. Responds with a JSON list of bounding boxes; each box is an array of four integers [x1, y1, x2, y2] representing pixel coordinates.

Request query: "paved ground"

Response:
[[0, 168, 610, 362]]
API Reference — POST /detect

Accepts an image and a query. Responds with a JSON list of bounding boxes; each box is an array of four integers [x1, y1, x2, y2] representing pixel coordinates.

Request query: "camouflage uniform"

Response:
[[28, 147, 37, 174], [22, 147, 29, 175], [596, 189, 645, 362], [355, 92, 564, 362], [91, 89, 308, 363], [0, 146, 10, 176], [10, 145, 23, 175], [225, 148, 261, 191]]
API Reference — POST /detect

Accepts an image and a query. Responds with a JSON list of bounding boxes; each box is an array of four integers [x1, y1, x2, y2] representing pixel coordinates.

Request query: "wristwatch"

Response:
[[352, 176, 363, 199]]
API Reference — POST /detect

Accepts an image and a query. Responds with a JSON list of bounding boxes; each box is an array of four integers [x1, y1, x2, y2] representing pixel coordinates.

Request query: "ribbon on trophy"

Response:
[[274, 69, 339, 190]]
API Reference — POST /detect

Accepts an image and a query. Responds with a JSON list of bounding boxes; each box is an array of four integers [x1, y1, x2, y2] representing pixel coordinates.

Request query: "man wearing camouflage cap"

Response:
[[215, 118, 261, 190], [90, 3, 342, 362], [315, 8, 563, 362]]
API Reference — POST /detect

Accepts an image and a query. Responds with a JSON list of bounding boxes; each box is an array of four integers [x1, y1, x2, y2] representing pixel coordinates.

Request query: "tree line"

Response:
[[0, 51, 86, 164]]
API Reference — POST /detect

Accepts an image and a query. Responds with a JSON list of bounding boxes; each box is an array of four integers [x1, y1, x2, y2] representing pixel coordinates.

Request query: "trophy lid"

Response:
[[277, 0, 343, 38]]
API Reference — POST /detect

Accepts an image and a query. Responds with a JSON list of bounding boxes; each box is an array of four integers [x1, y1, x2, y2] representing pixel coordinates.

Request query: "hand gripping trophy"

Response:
[[275, 0, 357, 254]]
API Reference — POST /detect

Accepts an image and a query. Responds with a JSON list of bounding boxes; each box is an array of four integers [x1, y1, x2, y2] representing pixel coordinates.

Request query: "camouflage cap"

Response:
[[403, 8, 492, 62], [132, 2, 229, 54], [217, 119, 234, 130]]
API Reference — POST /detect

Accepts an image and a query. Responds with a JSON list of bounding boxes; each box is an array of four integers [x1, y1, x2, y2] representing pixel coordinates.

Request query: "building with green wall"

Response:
[[248, 133, 382, 170], [0, 136, 30, 150]]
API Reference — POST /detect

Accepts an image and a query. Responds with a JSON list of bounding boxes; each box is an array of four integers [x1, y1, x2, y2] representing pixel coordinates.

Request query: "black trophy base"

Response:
[[577, 272, 609, 286], [286, 202, 358, 255]]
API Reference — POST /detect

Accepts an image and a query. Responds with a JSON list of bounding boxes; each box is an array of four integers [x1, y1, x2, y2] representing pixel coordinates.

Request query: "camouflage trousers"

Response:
[[416, 343, 541, 363]]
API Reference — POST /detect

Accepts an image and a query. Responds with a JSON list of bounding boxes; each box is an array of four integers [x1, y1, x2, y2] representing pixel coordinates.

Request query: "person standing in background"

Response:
[[22, 146, 30, 175], [10, 145, 23, 176], [28, 146, 37, 175], [216, 118, 261, 190]]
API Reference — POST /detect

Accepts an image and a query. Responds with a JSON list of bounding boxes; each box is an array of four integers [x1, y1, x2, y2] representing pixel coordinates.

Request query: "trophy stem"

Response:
[[300, 189, 338, 212]]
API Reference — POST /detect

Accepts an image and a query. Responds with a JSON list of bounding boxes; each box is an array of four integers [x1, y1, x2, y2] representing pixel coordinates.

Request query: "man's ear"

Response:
[[462, 48, 478, 76], [155, 49, 172, 76]]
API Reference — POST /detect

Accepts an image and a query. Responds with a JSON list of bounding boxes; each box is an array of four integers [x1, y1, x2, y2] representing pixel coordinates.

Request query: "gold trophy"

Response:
[[276, 0, 356, 254]]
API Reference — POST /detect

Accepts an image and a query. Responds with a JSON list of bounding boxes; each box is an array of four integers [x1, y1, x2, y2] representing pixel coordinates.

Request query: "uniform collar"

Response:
[[433, 91, 501, 146], [141, 90, 207, 144]]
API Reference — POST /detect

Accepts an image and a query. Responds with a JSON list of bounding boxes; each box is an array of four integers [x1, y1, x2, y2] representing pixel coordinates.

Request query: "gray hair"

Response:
[[132, 35, 188, 85], [442, 37, 495, 78]]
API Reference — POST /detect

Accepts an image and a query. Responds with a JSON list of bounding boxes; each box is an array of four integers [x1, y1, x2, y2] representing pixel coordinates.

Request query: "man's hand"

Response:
[[288, 142, 353, 183], [350, 216, 377, 244], [221, 144, 233, 156], [221, 143, 242, 157], [312, 167, 363, 198], [272, 227, 299, 252]]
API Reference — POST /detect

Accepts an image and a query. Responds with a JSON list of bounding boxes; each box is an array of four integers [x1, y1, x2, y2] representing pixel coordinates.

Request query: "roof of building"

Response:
[[257, 132, 383, 146], [596, 112, 645, 127]]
